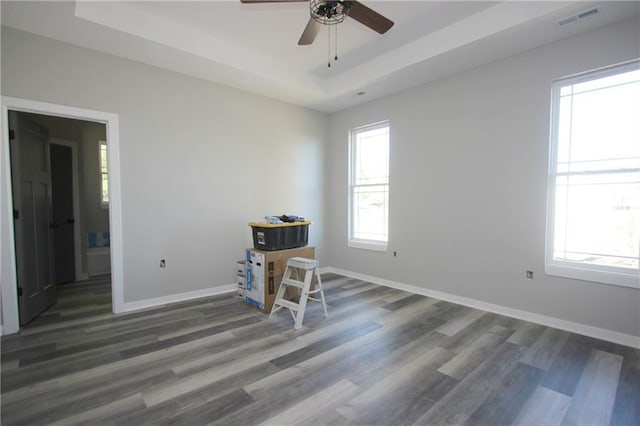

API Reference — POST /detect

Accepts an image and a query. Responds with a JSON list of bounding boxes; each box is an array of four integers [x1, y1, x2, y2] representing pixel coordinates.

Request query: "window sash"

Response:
[[350, 184, 389, 242]]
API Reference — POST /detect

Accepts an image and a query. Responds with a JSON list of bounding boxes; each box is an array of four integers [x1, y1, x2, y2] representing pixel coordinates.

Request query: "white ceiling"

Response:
[[2, 1, 638, 112]]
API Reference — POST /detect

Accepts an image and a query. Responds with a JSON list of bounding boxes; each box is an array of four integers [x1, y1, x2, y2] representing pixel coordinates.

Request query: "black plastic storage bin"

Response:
[[249, 221, 310, 251]]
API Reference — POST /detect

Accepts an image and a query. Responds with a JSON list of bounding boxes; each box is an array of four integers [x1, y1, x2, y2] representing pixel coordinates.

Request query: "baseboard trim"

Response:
[[120, 284, 237, 313], [318, 266, 332, 275], [327, 267, 640, 349]]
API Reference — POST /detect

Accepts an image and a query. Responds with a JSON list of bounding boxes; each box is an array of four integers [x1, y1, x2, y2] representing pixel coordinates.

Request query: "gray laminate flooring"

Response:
[[1, 273, 638, 425]]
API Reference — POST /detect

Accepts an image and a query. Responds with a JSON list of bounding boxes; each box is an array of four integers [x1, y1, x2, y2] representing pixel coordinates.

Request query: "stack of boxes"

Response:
[[237, 220, 315, 314]]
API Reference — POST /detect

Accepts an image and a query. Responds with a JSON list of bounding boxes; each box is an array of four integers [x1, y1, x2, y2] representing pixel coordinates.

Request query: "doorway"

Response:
[[1, 97, 124, 334], [9, 111, 110, 324]]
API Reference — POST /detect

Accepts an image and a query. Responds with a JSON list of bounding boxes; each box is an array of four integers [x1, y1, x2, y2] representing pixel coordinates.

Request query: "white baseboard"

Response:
[[120, 284, 237, 313], [318, 267, 332, 275], [327, 267, 640, 349]]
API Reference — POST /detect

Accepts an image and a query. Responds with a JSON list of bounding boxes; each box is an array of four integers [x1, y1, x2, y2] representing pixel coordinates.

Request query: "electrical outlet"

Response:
[[160, 259, 166, 268], [526, 270, 534, 279]]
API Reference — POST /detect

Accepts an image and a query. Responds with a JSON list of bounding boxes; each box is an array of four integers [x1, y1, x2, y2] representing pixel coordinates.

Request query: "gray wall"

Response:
[[325, 18, 640, 338], [1, 27, 327, 303]]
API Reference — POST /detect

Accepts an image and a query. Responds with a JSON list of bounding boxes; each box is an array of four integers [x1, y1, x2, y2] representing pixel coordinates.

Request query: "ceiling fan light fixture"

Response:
[[241, 0, 394, 67], [310, 0, 350, 25]]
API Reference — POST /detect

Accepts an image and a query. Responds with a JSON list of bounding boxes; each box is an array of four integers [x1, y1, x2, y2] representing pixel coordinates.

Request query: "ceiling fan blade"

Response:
[[240, 0, 307, 3], [298, 18, 321, 45], [347, 1, 394, 34]]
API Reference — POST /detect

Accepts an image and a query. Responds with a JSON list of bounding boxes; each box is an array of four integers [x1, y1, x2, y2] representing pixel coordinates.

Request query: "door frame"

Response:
[[50, 138, 86, 283], [1, 97, 124, 335]]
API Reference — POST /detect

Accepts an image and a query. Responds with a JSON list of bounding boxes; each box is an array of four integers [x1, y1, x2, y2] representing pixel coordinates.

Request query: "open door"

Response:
[[9, 111, 57, 325]]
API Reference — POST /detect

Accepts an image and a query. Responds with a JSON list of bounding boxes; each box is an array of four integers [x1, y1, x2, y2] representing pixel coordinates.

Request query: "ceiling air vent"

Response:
[[559, 8, 600, 26]]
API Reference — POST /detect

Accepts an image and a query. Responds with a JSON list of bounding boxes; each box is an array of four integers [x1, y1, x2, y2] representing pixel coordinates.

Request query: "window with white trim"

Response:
[[349, 122, 390, 251], [99, 140, 109, 208], [546, 60, 639, 288]]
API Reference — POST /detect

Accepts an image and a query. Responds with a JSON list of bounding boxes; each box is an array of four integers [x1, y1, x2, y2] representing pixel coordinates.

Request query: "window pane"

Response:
[[100, 143, 108, 173], [99, 142, 109, 205], [556, 70, 640, 175], [569, 82, 640, 166], [353, 185, 388, 241], [553, 172, 640, 269], [101, 174, 109, 204], [355, 127, 389, 185]]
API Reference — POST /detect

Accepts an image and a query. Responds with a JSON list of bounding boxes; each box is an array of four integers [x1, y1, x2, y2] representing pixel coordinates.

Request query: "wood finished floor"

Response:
[[1, 273, 638, 425]]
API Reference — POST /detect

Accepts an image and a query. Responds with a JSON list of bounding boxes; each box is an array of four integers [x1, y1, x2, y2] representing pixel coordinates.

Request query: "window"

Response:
[[99, 140, 109, 207], [546, 60, 639, 288], [349, 122, 390, 251]]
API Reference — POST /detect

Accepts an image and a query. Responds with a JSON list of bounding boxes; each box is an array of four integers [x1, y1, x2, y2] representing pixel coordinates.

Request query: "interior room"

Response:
[[1, 1, 638, 425]]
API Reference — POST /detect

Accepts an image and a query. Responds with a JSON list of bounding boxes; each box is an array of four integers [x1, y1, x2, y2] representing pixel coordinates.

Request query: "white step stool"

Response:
[[270, 257, 328, 329]]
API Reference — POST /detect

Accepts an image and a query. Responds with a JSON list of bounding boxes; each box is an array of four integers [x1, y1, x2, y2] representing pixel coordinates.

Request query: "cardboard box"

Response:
[[245, 246, 315, 313], [236, 260, 246, 276], [237, 274, 246, 289]]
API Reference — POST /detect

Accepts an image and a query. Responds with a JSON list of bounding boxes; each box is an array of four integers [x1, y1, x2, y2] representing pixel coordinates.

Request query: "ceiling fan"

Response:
[[240, 0, 394, 46]]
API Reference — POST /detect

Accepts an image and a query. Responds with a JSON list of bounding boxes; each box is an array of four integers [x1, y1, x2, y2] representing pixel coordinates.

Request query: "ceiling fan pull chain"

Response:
[[327, 24, 331, 68], [335, 24, 338, 61]]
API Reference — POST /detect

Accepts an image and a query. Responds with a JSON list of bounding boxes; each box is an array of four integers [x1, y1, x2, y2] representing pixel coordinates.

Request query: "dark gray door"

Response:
[[50, 144, 75, 284], [9, 111, 57, 325]]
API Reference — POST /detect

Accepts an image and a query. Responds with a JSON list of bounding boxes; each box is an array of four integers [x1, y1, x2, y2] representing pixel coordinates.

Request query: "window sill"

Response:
[[545, 263, 639, 289], [348, 240, 388, 252]]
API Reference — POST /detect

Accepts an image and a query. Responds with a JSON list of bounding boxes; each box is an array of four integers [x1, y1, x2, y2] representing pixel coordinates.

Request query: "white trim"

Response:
[[0, 107, 20, 335], [0, 325, 4, 336], [545, 263, 639, 289], [348, 121, 391, 248], [347, 240, 388, 252], [1, 96, 124, 335], [552, 58, 640, 88], [120, 284, 236, 313], [326, 267, 640, 349], [49, 138, 85, 282]]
